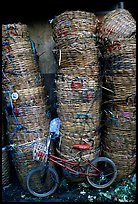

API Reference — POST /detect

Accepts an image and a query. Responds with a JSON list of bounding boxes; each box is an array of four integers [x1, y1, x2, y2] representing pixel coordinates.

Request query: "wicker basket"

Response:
[[52, 10, 98, 45], [3, 85, 49, 145], [98, 8, 136, 41], [2, 23, 29, 37], [2, 24, 42, 91], [103, 148, 136, 181], [105, 101, 136, 131], [2, 146, 11, 186], [11, 139, 55, 190], [52, 11, 102, 175], [56, 144, 101, 182], [101, 37, 136, 104], [2, 23, 49, 146], [57, 46, 100, 75], [56, 75, 102, 163], [101, 99, 136, 180]]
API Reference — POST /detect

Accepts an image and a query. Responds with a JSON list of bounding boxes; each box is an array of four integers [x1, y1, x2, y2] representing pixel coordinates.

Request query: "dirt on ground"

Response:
[[2, 167, 136, 203]]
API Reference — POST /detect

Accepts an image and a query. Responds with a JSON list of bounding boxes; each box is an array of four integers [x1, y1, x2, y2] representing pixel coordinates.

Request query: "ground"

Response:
[[2, 169, 136, 202]]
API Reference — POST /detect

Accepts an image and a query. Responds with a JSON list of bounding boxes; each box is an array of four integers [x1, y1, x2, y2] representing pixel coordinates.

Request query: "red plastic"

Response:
[[73, 144, 90, 150]]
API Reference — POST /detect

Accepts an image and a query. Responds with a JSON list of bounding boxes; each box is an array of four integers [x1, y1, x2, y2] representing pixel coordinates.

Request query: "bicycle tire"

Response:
[[26, 166, 59, 198], [86, 157, 117, 188]]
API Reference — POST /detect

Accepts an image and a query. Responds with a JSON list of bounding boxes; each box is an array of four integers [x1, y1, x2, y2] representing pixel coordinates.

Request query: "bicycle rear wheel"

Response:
[[26, 166, 59, 198], [86, 157, 117, 188]]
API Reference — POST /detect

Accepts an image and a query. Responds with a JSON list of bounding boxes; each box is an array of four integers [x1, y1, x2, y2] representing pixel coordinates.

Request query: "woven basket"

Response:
[[103, 36, 136, 55], [2, 32, 42, 91], [101, 100, 136, 180], [52, 10, 98, 44], [2, 23, 29, 37], [98, 8, 136, 41], [3, 85, 49, 145], [56, 74, 102, 162], [52, 10, 102, 175], [2, 146, 11, 186], [11, 139, 55, 190], [102, 37, 136, 103], [103, 149, 136, 181], [57, 46, 100, 72], [104, 102, 136, 131], [2, 23, 49, 147], [56, 143, 101, 182]]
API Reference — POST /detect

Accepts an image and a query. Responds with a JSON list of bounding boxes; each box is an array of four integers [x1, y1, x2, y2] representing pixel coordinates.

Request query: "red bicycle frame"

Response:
[[48, 153, 101, 177]]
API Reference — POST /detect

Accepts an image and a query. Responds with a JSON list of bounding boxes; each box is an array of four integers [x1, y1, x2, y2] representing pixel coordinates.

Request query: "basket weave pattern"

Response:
[[52, 11, 102, 173], [98, 9, 136, 180], [98, 9, 136, 41], [2, 23, 50, 189], [2, 147, 10, 186]]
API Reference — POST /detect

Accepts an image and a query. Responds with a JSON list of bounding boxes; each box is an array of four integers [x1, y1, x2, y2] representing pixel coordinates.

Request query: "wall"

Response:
[[27, 21, 57, 74]]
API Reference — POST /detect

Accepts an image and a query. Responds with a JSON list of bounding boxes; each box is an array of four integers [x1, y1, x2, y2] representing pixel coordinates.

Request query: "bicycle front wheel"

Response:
[[86, 157, 117, 188], [27, 166, 59, 198]]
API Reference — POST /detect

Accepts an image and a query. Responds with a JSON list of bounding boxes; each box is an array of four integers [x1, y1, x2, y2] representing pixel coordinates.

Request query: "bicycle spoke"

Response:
[[86, 157, 117, 188], [27, 166, 59, 197]]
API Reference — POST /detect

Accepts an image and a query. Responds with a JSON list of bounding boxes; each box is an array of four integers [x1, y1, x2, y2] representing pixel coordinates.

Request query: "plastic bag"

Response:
[[50, 118, 60, 138]]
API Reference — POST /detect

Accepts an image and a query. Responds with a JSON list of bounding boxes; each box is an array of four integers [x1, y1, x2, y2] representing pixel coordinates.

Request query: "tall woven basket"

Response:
[[101, 101, 136, 180], [97, 9, 136, 180], [52, 11, 102, 181], [2, 23, 49, 145], [2, 23, 50, 189]]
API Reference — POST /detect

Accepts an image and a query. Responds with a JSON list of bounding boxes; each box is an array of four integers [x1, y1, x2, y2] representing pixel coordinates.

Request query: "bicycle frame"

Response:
[[47, 152, 101, 177]]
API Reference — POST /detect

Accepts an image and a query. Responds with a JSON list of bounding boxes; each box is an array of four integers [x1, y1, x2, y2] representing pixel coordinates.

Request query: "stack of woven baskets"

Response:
[[97, 9, 136, 180], [2, 23, 50, 189], [52, 11, 102, 180], [2, 113, 11, 187]]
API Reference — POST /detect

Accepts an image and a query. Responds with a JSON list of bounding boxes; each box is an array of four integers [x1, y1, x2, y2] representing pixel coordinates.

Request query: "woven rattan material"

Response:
[[2, 23, 50, 189], [2, 23, 29, 37], [103, 150, 136, 181], [52, 10, 98, 43], [3, 85, 49, 145], [7, 127, 47, 146], [2, 37, 42, 90], [2, 147, 10, 186], [97, 9, 136, 180], [102, 100, 136, 179], [58, 47, 100, 69], [105, 102, 136, 131], [11, 140, 55, 190], [52, 11, 102, 172], [2, 23, 49, 146], [98, 9, 136, 41]]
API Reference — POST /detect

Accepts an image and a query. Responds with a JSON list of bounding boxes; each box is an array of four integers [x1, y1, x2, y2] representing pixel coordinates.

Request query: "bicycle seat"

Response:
[[72, 144, 90, 150]]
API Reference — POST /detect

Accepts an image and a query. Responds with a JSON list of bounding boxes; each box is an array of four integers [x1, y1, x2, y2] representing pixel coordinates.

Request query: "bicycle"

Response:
[[26, 131, 117, 198]]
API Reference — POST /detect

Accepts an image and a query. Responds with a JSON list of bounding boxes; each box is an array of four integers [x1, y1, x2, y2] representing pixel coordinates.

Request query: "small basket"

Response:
[[2, 23, 29, 38], [11, 140, 45, 190], [33, 140, 48, 162], [11, 138, 55, 190]]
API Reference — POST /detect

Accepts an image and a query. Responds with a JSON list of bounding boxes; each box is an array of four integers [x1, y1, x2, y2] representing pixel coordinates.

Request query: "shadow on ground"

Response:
[[2, 170, 136, 202]]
